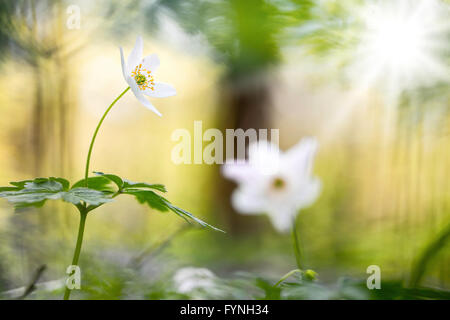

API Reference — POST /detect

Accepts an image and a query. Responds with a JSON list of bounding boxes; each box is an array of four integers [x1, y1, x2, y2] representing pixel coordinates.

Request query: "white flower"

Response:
[[222, 138, 321, 233], [120, 36, 176, 116], [173, 267, 216, 294]]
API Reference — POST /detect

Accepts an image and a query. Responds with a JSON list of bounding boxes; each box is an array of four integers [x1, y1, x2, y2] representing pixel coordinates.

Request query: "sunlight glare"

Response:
[[351, 0, 450, 102]]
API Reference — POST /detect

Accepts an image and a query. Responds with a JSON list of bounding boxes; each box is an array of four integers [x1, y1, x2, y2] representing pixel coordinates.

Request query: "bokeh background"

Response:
[[0, 0, 449, 299]]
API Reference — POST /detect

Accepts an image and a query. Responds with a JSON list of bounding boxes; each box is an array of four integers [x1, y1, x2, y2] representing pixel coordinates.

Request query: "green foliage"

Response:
[[95, 172, 167, 193], [93, 172, 223, 231], [0, 177, 112, 208], [0, 173, 222, 232], [155, 0, 316, 78], [93, 172, 124, 190], [71, 176, 116, 193]]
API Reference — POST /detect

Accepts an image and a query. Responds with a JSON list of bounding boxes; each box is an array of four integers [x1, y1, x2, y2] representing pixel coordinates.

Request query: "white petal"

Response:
[[231, 189, 266, 215], [294, 178, 322, 210], [144, 82, 176, 98], [127, 36, 143, 74], [266, 206, 297, 233], [248, 140, 281, 175], [283, 137, 318, 177], [222, 160, 252, 183], [248, 140, 280, 160], [173, 267, 216, 294], [142, 54, 160, 72], [119, 47, 128, 81], [128, 77, 162, 116]]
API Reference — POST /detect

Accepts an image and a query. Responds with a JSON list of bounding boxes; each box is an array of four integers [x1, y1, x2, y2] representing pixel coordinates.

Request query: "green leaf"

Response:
[[0, 186, 20, 192], [123, 189, 169, 212], [0, 178, 64, 208], [71, 177, 115, 193], [1, 174, 223, 233], [123, 180, 167, 193], [94, 172, 124, 190], [63, 188, 114, 206], [9, 181, 29, 188], [0, 177, 113, 208], [123, 189, 224, 232], [49, 177, 70, 191]]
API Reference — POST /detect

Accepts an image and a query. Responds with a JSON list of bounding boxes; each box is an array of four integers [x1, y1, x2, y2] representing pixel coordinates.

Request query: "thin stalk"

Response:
[[291, 215, 303, 270], [274, 269, 302, 287], [63, 210, 88, 300], [63, 87, 130, 299], [409, 222, 450, 287], [84, 87, 130, 186]]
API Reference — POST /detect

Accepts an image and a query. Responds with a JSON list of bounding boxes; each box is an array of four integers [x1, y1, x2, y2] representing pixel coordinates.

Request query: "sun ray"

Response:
[[348, 0, 450, 104]]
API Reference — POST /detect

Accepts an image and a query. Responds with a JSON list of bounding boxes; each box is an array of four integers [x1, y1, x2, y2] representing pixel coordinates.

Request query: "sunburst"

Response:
[[349, 0, 450, 103]]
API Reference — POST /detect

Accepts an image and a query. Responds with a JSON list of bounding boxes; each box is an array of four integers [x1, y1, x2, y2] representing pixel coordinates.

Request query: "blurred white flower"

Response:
[[173, 267, 216, 294], [222, 138, 321, 233], [120, 36, 176, 116]]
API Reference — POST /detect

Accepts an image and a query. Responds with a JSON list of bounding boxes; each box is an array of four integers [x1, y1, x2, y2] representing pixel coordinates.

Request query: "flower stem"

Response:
[[63, 209, 88, 300], [409, 222, 450, 287], [274, 269, 302, 287], [291, 215, 303, 270], [84, 87, 130, 186]]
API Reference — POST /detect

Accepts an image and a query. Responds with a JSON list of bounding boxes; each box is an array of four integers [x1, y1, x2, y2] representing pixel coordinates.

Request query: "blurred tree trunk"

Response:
[[215, 76, 270, 234]]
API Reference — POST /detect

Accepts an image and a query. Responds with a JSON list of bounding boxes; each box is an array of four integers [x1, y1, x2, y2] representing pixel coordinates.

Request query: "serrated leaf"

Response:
[[123, 180, 167, 192], [24, 179, 63, 192], [0, 178, 64, 208], [123, 189, 224, 232], [94, 172, 124, 190], [10, 180, 32, 188], [0, 187, 20, 192], [49, 177, 70, 191], [0, 177, 113, 208], [63, 188, 114, 206], [0, 189, 62, 206], [71, 177, 115, 193], [123, 189, 169, 212], [165, 201, 224, 233]]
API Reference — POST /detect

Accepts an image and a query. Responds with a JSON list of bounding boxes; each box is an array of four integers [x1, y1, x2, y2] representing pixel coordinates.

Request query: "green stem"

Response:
[[84, 87, 130, 186], [63, 209, 88, 300], [274, 269, 302, 287], [63, 87, 130, 300], [291, 215, 303, 270], [409, 222, 450, 287]]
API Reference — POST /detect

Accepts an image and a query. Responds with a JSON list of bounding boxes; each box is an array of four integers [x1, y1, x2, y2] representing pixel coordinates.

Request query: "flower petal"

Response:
[[119, 47, 128, 81], [222, 160, 259, 185], [266, 207, 296, 233], [248, 140, 281, 175], [230, 189, 266, 215], [127, 36, 143, 74], [144, 82, 176, 98], [283, 137, 318, 177], [293, 178, 322, 210], [222, 160, 249, 181], [142, 54, 160, 72], [128, 77, 162, 116]]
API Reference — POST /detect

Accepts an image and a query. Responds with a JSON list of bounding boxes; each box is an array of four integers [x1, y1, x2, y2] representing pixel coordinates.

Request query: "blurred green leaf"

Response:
[[63, 188, 114, 206], [0, 177, 112, 208], [71, 176, 116, 193], [94, 172, 167, 192], [124, 189, 168, 212], [123, 181, 167, 193], [123, 188, 224, 233], [94, 172, 124, 190]]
